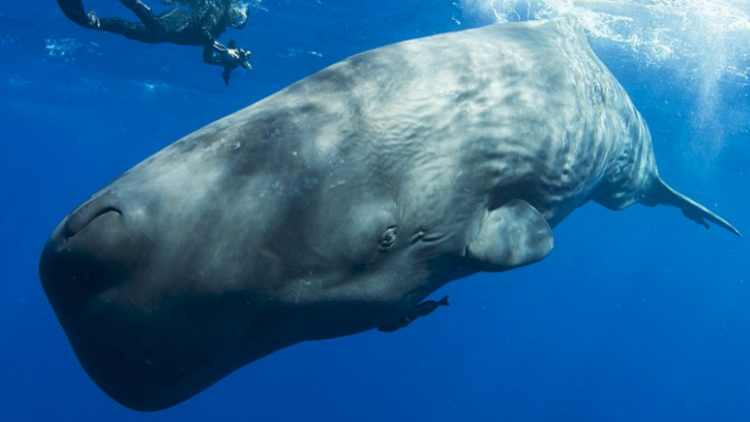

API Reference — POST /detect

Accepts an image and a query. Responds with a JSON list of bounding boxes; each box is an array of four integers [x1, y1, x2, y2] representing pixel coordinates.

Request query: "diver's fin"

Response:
[[646, 178, 741, 237], [465, 199, 554, 272], [437, 296, 450, 307], [56, 0, 90, 26]]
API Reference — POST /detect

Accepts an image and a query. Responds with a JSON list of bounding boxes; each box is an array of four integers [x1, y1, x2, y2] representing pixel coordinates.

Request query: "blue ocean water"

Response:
[[1, 0, 748, 420]]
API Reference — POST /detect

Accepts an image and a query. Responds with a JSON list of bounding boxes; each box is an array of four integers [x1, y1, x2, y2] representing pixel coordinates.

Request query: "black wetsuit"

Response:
[[56, 0, 249, 84], [56, 0, 91, 27]]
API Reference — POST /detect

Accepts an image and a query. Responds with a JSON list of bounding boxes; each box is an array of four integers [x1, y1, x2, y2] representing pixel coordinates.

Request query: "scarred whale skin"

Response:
[[39, 17, 739, 411]]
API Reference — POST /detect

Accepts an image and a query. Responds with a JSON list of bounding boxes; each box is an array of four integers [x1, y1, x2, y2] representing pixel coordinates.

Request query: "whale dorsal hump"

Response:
[[466, 199, 554, 272]]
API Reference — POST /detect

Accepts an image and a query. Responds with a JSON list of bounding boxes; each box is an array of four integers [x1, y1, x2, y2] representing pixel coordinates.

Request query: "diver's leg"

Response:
[[96, 18, 159, 43], [117, 0, 161, 30], [56, 0, 96, 27]]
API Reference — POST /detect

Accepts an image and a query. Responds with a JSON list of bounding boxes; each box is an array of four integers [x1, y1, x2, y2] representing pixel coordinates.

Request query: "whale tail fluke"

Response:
[[645, 178, 741, 237]]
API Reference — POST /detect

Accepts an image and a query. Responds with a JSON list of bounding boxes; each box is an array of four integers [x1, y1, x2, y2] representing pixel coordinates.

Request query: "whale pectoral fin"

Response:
[[465, 199, 554, 272]]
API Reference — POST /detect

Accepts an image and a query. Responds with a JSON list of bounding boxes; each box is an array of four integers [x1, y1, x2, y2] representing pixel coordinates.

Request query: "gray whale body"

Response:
[[39, 18, 740, 411]]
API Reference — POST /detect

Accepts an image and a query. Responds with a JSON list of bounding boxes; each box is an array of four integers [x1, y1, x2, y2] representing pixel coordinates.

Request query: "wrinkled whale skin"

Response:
[[39, 18, 739, 411]]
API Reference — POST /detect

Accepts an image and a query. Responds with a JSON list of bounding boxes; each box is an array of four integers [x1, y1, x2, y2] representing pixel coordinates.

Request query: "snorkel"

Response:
[[228, 1, 249, 29]]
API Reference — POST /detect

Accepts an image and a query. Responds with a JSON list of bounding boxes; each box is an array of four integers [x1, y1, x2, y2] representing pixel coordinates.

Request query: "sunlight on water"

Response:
[[460, 0, 749, 79], [45, 38, 102, 63], [460, 0, 750, 163]]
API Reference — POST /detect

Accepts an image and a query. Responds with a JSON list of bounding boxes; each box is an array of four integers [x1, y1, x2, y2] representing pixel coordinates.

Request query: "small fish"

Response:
[[378, 296, 450, 333]]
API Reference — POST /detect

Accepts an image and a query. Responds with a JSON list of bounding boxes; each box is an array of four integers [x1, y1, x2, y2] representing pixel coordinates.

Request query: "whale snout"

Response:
[[38, 186, 285, 411], [38, 191, 188, 410], [40, 190, 149, 302], [39, 190, 165, 370], [63, 196, 123, 240], [41, 211, 131, 302]]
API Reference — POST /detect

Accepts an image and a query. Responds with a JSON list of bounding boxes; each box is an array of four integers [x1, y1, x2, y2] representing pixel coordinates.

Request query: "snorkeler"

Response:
[[55, 0, 252, 85], [378, 296, 451, 333]]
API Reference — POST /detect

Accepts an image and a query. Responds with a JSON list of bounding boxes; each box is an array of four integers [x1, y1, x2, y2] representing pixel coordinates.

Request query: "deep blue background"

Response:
[[1, 1, 748, 421]]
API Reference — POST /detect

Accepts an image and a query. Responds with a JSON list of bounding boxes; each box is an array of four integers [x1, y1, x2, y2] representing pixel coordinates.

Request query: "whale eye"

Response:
[[378, 226, 398, 251]]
